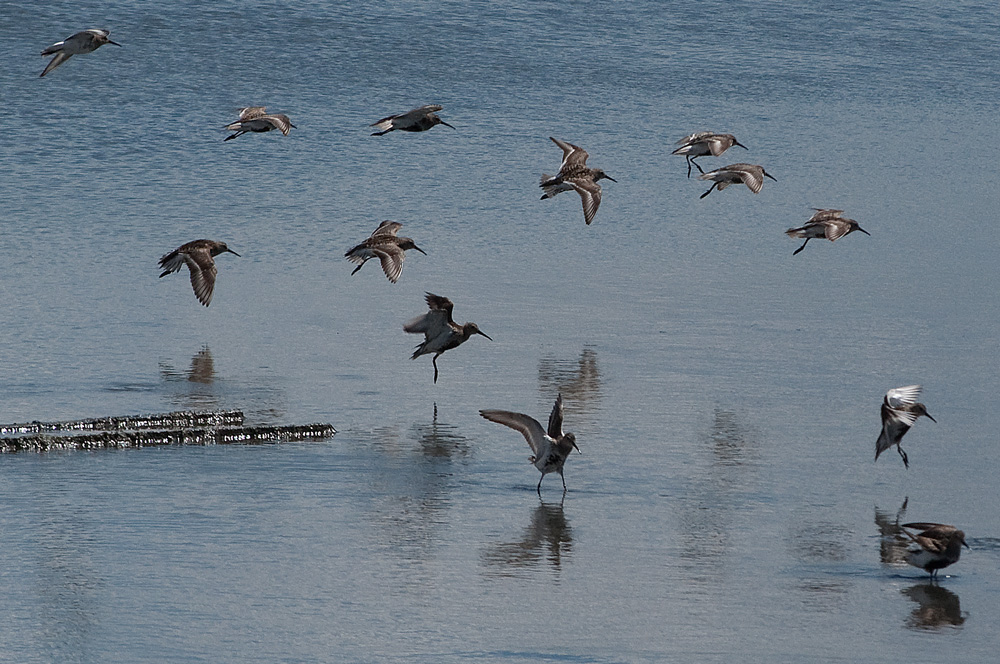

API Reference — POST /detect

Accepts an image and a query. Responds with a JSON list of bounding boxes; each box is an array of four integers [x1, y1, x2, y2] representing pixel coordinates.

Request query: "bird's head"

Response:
[[464, 323, 492, 341], [433, 115, 455, 130], [216, 242, 241, 257], [733, 138, 749, 150], [562, 432, 581, 454], [593, 169, 617, 183], [849, 221, 871, 237], [914, 403, 936, 422], [762, 169, 777, 182]]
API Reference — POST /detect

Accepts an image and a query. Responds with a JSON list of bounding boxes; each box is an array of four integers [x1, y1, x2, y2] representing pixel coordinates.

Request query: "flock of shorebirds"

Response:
[[39, 28, 967, 579]]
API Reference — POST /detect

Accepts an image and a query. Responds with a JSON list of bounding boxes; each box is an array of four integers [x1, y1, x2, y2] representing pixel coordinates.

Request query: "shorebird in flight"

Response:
[[786, 209, 870, 255], [480, 394, 581, 495], [345, 220, 426, 283], [370, 105, 454, 135], [900, 523, 969, 578], [540, 137, 616, 225], [158, 240, 240, 306], [223, 107, 295, 141], [875, 385, 936, 469], [404, 293, 491, 383], [672, 132, 747, 177], [40, 29, 120, 77], [698, 163, 775, 198]]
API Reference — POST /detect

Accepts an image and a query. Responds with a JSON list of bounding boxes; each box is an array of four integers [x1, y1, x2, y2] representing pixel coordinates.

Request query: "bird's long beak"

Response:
[[857, 227, 871, 236], [764, 171, 777, 182], [924, 411, 937, 423], [290, 123, 298, 129], [734, 140, 749, 150], [413, 245, 427, 255], [962, 539, 970, 549], [605, 175, 618, 182], [227, 249, 241, 257], [440, 121, 456, 130], [573, 441, 581, 454], [477, 330, 493, 341], [108, 40, 122, 47]]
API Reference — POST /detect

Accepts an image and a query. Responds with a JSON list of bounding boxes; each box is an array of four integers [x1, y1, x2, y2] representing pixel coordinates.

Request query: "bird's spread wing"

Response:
[[480, 410, 547, 454], [424, 293, 455, 320], [809, 208, 843, 221], [40, 52, 71, 76], [886, 385, 922, 409], [547, 394, 564, 439], [825, 220, 851, 242], [184, 250, 218, 306], [239, 106, 267, 120], [403, 308, 449, 337], [416, 105, 443, 113], [706, 135, 730, 156], [375, 246, 404, 283], [675, 131, 712, 145], [371, 220, 402, 237], [550, 137, 589, 170], [570, 180, 602, 225], [739, 168, 764, 194], [265, 115, 293, 135]]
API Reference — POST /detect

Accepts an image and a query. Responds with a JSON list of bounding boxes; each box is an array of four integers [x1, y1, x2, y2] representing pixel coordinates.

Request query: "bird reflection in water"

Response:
[[410, 403, 470, 459], [874, 497, 910, 565], [159, 346, 218, 409], [537, 346, 602, 423], [902, 583, 965, 631], [481, 501, 573, 577]]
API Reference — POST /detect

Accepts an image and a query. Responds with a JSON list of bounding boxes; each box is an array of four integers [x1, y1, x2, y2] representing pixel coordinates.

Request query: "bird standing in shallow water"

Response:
[[901, 523, 968, 578], [40, 29, 120, 77], [540, 137, 616, 225], [672, 132, 748, 177], [223, 107, 295, 141], [158, 240, 240, 306], [480, 394, 581, 495], [875, 385, 936, 469], [370, 105, 454, 135], [404, 293, 492, 383], [345, 221, 426, 283], [698, 163, 776, 198], [786, 209, 870, 255]]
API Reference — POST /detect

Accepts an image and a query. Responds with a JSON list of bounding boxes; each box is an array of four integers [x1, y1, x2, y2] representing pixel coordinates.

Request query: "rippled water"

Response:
[[2, 1, 999, 662]]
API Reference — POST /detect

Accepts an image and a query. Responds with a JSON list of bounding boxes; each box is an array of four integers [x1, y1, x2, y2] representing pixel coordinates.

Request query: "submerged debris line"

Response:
[[2, 424, 337, 453], [0, 409, 245, 435]]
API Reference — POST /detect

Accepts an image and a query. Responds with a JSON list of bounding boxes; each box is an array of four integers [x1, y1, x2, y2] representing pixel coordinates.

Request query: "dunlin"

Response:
[[540, 137, 616, 225], [404, 293, 491, 383], [876, 385, 936, 469], [370, 105, 454, 135], [901, 523, 969, 578], [480, 393, 581, 495], [345, 221, 426, 283], [40, 29, 120, 77], [698, 163, 776, 198], [223, 107, 295, 141], [786, 209, 870, 255], [672, 132, 747, 177], [158, 240, 240, 306]]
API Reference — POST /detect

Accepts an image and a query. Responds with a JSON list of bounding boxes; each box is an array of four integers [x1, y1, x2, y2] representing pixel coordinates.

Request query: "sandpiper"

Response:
[[698, 163, 776, 199], [223, 107, 295, 141], [901, 523, 969, 578], [370, 105, 454, 135], [345, 220, 426, 283], [540, 137, 616, 225], [158, 240, 240, 306], [404, 293, 491, 383], [876, 385, 936, 469], [786, 209, 870, 255], [672, 132, 748, 177], [480, 393, 581, 495], [40, 29, 120, 77]]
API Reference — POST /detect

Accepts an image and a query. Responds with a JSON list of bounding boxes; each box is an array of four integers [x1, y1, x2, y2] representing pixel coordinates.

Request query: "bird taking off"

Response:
[[875, 385, 936, 469], [404, 293, 491, 383]]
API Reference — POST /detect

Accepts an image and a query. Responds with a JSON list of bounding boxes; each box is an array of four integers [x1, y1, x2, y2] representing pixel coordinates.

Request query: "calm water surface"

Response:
[[2, 1, 999, 662]]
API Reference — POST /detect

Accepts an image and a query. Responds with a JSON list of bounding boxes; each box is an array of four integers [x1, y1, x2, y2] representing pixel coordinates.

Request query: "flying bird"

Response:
[[786, 209, 870, 255], [540, 137, 616, 225], [370, 105, 454, 135], [345, 220, 426, 283], [698, 163, 776, 198], [223, 107, 295, 141], [40, 29, 120, 77], [900, 523, 969, 578], [480, 394, 581, 495], [875, 385, 936, 469], [672, 132, 748, 177], [158, 240, 241, 306], [404, 293, 491, 383]]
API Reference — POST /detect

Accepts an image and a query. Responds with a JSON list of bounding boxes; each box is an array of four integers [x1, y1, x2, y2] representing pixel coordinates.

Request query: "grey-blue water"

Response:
[[2, 1, 999, 661]]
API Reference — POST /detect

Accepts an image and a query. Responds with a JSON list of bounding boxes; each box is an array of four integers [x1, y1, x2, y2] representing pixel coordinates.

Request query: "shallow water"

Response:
[[2, 1, 999, 662]]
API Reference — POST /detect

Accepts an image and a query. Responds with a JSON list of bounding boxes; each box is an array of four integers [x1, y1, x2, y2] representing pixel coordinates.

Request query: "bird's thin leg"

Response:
[[898, 446, 909, 469], [699, 183, 717, 199], [432, 354, 440, 384], [685, 157, 692, 178], [560, 469, 567, 493], [793, 239, 809, 255], [692, 158, 705, 175], [351, 262, 365, 275], [537, 476, 543, 496], [224, 131, 245, 142]]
